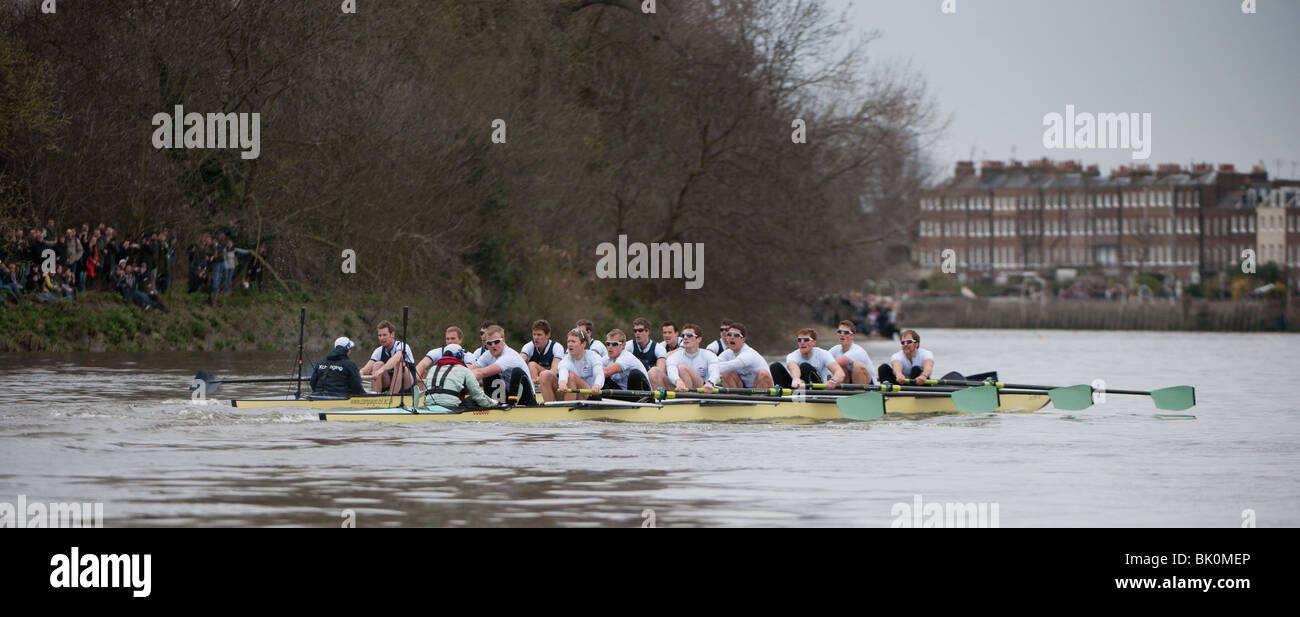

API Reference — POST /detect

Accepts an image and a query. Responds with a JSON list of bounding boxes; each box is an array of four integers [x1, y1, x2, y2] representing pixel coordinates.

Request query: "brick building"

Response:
[[915, 159, 1299, 291]]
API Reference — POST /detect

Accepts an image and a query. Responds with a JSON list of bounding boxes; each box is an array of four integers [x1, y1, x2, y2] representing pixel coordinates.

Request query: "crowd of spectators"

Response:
[[810, 291, 899, 339], [1, 219, 266, 311]]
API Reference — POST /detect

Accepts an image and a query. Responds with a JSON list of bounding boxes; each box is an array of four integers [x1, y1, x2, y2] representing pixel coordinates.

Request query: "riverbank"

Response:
[[0, 289, 485, 353], [902, 297, 1298, 332]]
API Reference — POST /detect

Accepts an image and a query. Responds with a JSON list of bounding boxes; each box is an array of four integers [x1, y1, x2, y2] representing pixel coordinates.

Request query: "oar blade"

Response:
[[950, 385, 999, 413], [1150, 386, 1196, 411], [191, 371, 220, 395], [1048, 384, 1093, 411], [836, 392, 885, 421]]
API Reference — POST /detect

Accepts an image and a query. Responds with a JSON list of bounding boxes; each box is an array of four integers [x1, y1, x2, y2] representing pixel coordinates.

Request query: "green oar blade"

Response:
[[950, 384, 998, 413], [837, 392, 885, 421], [1150, 386, 1196, 411], [1048, 384, 1094, 411]]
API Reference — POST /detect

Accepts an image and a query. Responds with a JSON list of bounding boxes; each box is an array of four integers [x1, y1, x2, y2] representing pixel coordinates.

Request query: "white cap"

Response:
[[333, 336, 354, 351], [442, 343, 464, 356]]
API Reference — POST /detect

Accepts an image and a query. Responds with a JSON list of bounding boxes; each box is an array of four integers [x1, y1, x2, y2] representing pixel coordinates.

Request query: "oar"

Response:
[[293, 307, 306, 399], [190, 371, 307, 395], [922, 379, 1196, 411], [569, 387, 1001, 415]]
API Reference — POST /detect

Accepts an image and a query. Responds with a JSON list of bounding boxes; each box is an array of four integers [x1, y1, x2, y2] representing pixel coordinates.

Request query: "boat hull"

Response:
[[232, 393, 423, 409], [318, 393, 1051, 423]]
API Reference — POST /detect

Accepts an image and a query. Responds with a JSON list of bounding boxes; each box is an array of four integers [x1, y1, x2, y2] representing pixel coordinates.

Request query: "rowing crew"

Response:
[[308, 317, 938, 408]]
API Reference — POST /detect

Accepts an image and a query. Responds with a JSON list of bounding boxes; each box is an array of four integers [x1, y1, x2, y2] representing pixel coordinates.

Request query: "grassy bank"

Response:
[[0, 288, 488, 353]]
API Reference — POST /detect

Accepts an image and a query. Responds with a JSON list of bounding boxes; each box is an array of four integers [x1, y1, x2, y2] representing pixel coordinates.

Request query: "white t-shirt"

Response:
[[829, 343, 877, 384], [559, 350, 605, 389], [889, 348, 935, 377], [667, 349, 721, 385], [370, 341, 415, 365], [587, 339, 609, 362], [705, 339, 726, 356], [607, 351, 650, 390], [716, 344, 770, 388], [475, 344, 536, 388], [784, 347, 837, 381]]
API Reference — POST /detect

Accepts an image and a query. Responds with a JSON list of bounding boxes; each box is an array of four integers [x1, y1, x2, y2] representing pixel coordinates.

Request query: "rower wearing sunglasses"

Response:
[[705, 319, 733, 356], [715, 322, 774, 389], [665, 323, 720, 393], [470, 325, 537, 405], [538, 327, 606, 401], [878, 329, 934, 385], [827, 320, 877, 384], [629, 317, 669, 389], [603, 328, 653, 395], [770, 328, 845, 390]]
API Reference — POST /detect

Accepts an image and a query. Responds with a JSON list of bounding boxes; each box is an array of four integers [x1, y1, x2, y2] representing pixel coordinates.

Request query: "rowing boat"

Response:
[[318, 392, 1051, 423], [231, 392, 424, 409]]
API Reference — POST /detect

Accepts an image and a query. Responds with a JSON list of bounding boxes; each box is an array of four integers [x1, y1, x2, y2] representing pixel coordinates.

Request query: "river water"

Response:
[[1, 329, 1296, 527]]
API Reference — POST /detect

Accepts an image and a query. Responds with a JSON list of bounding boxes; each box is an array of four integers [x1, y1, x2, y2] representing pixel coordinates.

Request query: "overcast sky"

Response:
[[826, 0, 1300, 179]]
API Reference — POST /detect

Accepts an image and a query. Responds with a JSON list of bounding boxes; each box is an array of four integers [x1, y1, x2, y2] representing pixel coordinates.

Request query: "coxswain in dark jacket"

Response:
[[311, 337, 366, 395]]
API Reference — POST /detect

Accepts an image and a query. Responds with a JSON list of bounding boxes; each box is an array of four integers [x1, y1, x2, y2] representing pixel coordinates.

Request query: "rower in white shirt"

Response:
[[416, 325, 464, 383], [359, 319, 417, 393], [769, 328, 845, 390], [576, 319, 609, 361], [715, 321, 774, 389], [665, 323, 720, 393], [879, 329, 935, 386], [705, 319, 733, 356], [660, 321, 684, 355], [471, 325, 538, 405], [539, 328, 606, 401], [827, 320, 877, 385], [602, 329, 653, 395]]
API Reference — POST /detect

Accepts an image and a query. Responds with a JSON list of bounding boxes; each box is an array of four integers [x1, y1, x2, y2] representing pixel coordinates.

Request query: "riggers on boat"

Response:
[[317, 392, 1053, 423]]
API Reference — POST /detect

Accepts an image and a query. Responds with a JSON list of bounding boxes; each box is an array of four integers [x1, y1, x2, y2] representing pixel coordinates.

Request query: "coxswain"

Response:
[[827, 320, 877, 384], [769, 328, 844, 390], [423, 344, 498, 409], [520, 319, 562, 384], [665, 323, 720, 393], [539, 328, 606, 401], [359, 320, 417, 394], [416, 326, 464, 383], [716, 322, 774, 389], [629, 317, 669, 388], [471, 325, 538, 405], [309, 337, 366, 396], [878, 329, 934, 385]]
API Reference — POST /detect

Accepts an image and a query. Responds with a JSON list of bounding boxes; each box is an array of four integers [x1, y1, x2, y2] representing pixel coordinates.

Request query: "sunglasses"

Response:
[[484, 338, 503, 345], [633, 328, 647, 333], [725, 332, 743, 338], [901, 339, 917, 345], [797, 337, 814, 343], [682, 332, 699, 339], [836, 329, 854, 335], [604, 341, 622, 346]]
